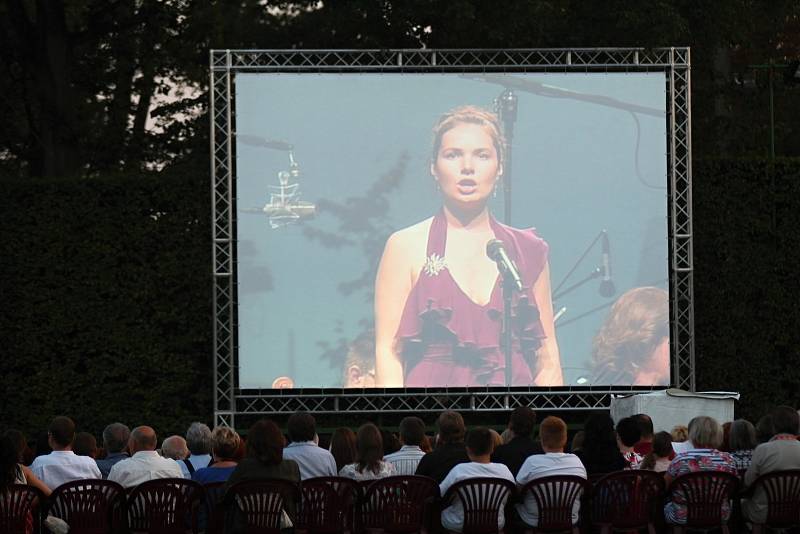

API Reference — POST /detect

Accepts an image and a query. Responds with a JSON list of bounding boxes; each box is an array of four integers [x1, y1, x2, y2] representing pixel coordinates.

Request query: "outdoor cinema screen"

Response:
[[234, 72, 669, 389]]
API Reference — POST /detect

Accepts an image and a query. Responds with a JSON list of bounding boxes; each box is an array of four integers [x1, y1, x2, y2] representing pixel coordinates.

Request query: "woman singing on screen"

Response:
[[374, 106, 563, 387]]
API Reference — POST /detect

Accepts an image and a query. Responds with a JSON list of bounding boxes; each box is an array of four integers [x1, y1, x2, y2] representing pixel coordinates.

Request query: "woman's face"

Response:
[[432, 122, 502, 210]]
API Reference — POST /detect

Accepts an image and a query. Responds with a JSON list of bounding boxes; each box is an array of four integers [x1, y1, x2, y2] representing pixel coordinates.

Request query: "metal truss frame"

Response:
[[210, 48, 693, 426]]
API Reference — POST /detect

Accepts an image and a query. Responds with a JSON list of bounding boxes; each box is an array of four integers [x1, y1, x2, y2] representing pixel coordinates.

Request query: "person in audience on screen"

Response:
[[384, 417, 427, 475], [329, 427, 357, 472], [342, 330, 376, 388], [30, 416, 102, 490], [491, 406, 542, 477], [282, 411, 337, 479], [1, 434, 51, 496], [161, 435, 189, 461], [184, 422, 213, 476], [575, 414, 626, 475], [638, 431, 673, 472], [416, 410, 470, 483], [192, 427, 240, 484], [663, 416, 737, 525], [95, 423, 130, 479], [339, 423, 396, 480], [742, 406, 800, 524], [616, 416, 643, 468], [516, 416, 587, 528], [633, 413, 655, 455], [755, 414, 775, 444], [671, 425, 689, 443], [728, 419, 757, 472], [439, 427, 515, 532], [108, 426, 183, 488], [73, 432, 98, 459], [591, 286, 670, 385], [374, 105, 563, 388]]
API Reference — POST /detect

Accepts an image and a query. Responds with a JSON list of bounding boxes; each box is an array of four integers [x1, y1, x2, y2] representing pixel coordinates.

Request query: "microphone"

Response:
[[486, 239, 524, 292], [599, 230, 616, 297]]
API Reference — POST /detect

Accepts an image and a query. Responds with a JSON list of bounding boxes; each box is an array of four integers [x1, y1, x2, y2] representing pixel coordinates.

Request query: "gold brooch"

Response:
[[423, 253, 447, 276]]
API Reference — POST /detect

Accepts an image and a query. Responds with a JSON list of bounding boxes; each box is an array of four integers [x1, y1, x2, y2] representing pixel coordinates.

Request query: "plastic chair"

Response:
[[742, 469, 800, 534], [665, 471, 739, 534], [360, 475, 440, 534], [46, 479, 126, 534], [517, 475, 590, 534], [442, 477, 516, 534], [297, 476, 360, 534], [127, 477, 204, 533], [0, 484, 44, 534], [223, 479, 300, 534], [200, 481, 227, 534], [589, 470, 665, 534]]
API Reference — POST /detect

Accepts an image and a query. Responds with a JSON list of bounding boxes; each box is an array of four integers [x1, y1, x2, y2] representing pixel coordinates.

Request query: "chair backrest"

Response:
[[750, 469, 800, 527], [443, 477, 516, 534], [47, 479, 126, 534], [201, 481, 227, 534], [0, 484, 44, 534], [298, 476, 360, 534], [667, 471, 739, 528], [590, 470, 664, 529], [519, 475, 589, 531], [224, 479, 300, 534], [361, 475, 439, 533], [127, 477, 204, 534]]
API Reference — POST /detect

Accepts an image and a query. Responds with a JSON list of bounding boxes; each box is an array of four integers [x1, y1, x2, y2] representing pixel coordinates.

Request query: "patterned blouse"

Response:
[[730, 449, 753, 472], [339, 460, 396, 481], [664, 449, 737, 524]]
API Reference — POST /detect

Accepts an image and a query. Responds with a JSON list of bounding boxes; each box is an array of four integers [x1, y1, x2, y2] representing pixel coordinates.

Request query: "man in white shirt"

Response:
[[516, 416, 587, 527], [108, 426, 184, 488], [439, 427, 515, 532], [31, 416, 102, 490], [282, 412, 337, 479], [385, 416, 426, 475]]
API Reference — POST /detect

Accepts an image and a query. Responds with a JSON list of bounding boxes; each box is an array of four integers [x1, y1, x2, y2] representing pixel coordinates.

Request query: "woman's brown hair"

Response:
[[355, 423, 384, 475], [246, 419, 285, 466]]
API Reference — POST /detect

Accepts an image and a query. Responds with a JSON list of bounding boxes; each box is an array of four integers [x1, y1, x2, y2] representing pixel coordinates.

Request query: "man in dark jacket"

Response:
[[491, 406, 543, 476]]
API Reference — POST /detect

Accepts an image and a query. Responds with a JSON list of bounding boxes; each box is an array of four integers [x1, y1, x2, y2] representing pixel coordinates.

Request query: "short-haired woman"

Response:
[[193, 427, 241, 484]]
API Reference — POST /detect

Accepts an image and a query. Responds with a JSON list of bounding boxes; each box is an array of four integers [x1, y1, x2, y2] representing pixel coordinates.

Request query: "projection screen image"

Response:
[[234, 73, 669, 389]]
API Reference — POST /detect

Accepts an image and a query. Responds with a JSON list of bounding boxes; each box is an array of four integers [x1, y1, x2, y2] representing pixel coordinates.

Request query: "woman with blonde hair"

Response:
[[192, 427, 241, 484]]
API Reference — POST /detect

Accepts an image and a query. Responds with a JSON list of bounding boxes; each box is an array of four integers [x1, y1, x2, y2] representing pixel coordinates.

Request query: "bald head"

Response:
[[161, 435, 189, 460], [130, 426, 158, 453]]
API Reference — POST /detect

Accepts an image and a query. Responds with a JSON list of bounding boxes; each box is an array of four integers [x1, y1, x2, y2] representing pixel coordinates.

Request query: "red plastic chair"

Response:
[[46, 479, 126, 534], [360, 475, 439, 534], [297, 476, 360, 534], [0, 484, 44, 534], [223, 479, 300, 534], [743, 469, 800, 534], [127, 477, 204, 533], [665, 471, 739, 534], [442, 477, 516, 534], [517, 475, 590, 534], [589, 470, 664, 534]]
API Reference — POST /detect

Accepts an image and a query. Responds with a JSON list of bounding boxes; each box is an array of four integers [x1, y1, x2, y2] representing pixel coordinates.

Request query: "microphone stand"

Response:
[[496, 89, 517, 225], [501, 274, 518, 387]]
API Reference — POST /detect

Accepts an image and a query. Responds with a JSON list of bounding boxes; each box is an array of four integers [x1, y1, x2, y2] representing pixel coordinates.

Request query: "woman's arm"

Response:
[[20, 464, 51, 497], [532, 261, 564, 386]]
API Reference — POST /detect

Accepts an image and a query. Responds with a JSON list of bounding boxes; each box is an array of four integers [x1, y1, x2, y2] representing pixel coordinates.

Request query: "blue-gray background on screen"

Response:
[[234, 73, 668, 388]]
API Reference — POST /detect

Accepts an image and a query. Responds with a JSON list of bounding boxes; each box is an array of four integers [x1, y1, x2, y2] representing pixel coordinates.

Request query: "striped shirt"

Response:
[[664, 449, 737, 524], [384, 445, 426, 475]]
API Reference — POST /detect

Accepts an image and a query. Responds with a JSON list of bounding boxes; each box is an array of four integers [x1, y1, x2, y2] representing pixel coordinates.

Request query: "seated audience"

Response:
[[95, 423, 131, 479], [4, 430, 30, 465], [664, 416, 737, 525], [570, 431, 585, 454], [193, 427, 240, 484], [416, 410, 469, 483], [162, 435, 190, 462], [108, 426, 183, 487], [73, 432, 98, 459], [491, 406, 542, 477], [382, 429, 402, 456], [755, 415, 775, 444], [671, 425, 689, 443], [282, 411, 337, 479], [616, 416, 643, 468], [575, 414, 626, 474], [633, 414, 655, 455], [184, 422, 213, 475], [31, 416, 101, 489], [384, 416, 427, 475], [516, 416, 587, 528], [720, 421, 732, 452], [329, 427, 356, 472], [742, 406, 800, 524], [420, 433, 433, 453], [728, 419, 757, 472], [339, 423, 396, 480], [1, 434, 51, 496], [638, 431, 673, 472], [440, 427, 515, 532]]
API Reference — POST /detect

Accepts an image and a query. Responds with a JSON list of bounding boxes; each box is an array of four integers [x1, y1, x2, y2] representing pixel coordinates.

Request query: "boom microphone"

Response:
[[599, 230, 616, 297], [486, 239, 524, 292]]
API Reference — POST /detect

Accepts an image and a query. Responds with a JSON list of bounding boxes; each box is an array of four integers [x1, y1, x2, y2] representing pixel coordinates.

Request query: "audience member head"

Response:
[[73, 432, 98, 458], [130, 426, 158, 453], [398, 417, 426, 447], [489, 429, 503, 451], [584, 414, 618, 449], [420, 434, 433, 453], [465, 427, 495, 460], [720, 422, 732, 452], [34, 431, 52, 458], [246, 419, 285, 466], [500, 428, 513, 445], [287, 412, 317, 443], [570, 430, 585, 453], [615, 416, 641, 449], [634, 414, 654, 441], [509, 406, 536, 438], [355, 423, 383, 474], [728, 419, 757, 452], [186, 422, 213, 456], [639, 431, 673, 470], [48, 416, 76, 450], [4, 430, 27, 464], [539, 416, 568, 452], [0, 435, 19, 490], [161, 436, 189, 460], [329, 427, 356, 472], [211, 427, 241, 461], [102, 423, 131, 455], [772, 405, 800, 435], [671, 425, 688, 442], [436, 410, 465, 445], [756, 415, 775, 443], [343, 331, 376, 387], [688, 416, 723, 449], [381, 430, 401, 456]]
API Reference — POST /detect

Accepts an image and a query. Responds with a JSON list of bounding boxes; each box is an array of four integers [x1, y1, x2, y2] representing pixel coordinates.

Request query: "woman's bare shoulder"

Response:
[[385, 217, 433, 248]]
